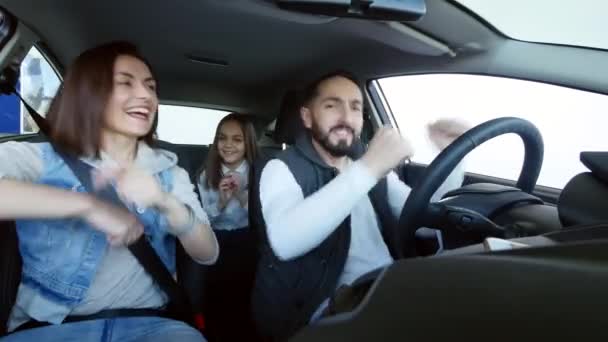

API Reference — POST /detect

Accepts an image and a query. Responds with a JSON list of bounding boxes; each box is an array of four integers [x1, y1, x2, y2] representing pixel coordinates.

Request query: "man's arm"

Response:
[[387, 115, 472, 218], [260, 159, 378, 261]]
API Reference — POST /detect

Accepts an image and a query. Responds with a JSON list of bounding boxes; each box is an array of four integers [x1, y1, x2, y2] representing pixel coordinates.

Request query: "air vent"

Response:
[[186, 54, 229, 67]]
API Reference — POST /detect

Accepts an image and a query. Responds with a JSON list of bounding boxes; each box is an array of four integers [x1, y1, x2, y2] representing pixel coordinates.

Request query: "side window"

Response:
[[157, 105, 229, 145], [0, 45, 61, 135], [378, 74, 608, 189]]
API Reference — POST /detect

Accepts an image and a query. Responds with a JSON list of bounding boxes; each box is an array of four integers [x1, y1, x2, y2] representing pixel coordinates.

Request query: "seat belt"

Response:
[[9, 87, 50, 134], [56, 149, 196, 327], [15, 92, 199, 329]]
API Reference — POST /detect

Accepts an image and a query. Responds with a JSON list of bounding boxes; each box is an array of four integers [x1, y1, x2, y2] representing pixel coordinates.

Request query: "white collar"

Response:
[[221, 160, 249, 175]]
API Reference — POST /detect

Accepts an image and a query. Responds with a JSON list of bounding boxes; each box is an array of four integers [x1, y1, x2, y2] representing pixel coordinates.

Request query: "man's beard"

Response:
[[311, 122, 357, 158]]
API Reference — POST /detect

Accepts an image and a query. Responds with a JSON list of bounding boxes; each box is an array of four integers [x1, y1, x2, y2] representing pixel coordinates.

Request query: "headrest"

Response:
[[580, 152, 608, 183], [273, 89, 304, 145], [558, 152, 608, 227]]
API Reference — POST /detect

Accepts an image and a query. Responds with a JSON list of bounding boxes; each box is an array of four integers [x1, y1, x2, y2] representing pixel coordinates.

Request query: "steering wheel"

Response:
[[398, 117, 544, 257]]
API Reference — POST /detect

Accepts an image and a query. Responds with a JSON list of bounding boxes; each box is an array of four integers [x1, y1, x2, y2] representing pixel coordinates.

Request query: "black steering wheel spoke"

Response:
[[426, 203, 507, 237]]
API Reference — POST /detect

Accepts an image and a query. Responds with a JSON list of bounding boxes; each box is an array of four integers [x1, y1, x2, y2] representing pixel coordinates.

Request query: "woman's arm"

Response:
[[110, 165, 219, 264], [0, 179, 95, 220], [0, 179, 144, 246], [157, 190, 219, 264]]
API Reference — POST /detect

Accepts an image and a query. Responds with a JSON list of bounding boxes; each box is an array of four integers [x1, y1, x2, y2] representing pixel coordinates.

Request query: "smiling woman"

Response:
[[47, 42, 159, 157], [0, 41, 218, 341]]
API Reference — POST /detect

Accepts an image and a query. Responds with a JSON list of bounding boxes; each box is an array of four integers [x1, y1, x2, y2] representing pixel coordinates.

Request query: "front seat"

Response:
[[249, 88, 303, 232], [558, 151, 608, 227], [247, 89, 307, 340]]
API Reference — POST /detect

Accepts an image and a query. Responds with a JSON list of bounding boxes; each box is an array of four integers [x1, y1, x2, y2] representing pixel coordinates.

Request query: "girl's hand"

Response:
[[218, 176, 236, 209]]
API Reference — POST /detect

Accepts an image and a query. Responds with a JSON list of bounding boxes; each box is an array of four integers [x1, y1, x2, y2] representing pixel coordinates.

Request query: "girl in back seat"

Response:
[[198, 113, 257, 230], [0, 41, 218, 342], [197, 113, 259, 341]]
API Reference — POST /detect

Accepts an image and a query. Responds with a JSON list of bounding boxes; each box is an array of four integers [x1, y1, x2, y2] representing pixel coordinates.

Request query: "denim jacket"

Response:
[[0, 141, 213, 323]]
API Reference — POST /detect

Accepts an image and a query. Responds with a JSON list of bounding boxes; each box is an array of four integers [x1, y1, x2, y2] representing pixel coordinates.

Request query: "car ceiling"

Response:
[[0, 0, 606, 119]]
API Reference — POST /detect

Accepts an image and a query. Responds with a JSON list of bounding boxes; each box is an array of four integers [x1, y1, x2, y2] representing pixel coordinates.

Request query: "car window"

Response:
[[0, 44, 229, 143], [377, 74, 608, 189], [0, 45, 61, 136], [156, 105, 229, 145], [455, 0, 608, 50]]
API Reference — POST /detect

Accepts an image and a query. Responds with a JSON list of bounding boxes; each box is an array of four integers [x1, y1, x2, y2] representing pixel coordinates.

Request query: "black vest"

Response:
[[250, 134, 401, 341]]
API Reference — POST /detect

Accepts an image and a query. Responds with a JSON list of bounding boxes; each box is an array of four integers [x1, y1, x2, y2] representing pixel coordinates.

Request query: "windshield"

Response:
[[455, 0, 608, 50]]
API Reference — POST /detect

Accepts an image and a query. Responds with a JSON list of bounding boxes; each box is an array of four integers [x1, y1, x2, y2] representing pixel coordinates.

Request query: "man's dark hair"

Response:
[[300, 70, 362, 106]]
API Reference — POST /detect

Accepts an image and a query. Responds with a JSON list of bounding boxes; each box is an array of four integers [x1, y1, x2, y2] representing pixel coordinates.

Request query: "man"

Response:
[[251, 71, 468, 341]]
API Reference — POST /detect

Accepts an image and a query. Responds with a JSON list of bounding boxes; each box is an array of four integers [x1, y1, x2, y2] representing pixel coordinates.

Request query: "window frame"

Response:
[[366, 71, 605, 199]]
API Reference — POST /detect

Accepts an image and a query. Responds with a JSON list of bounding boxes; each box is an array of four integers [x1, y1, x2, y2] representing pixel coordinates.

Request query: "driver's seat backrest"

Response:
[[250, 90, 301, 241], [272, 89, 303, 146], [558, 152, 608, 227]]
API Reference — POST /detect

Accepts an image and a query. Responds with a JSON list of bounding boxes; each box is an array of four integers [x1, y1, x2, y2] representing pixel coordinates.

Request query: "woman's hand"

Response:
[[82, 197, 144, 246], [94, 166, 165, 208]]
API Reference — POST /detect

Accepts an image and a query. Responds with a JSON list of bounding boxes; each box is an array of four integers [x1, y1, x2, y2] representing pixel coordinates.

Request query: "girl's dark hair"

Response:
[[46, 41, 158, 157], [203, 113, 258, 189]]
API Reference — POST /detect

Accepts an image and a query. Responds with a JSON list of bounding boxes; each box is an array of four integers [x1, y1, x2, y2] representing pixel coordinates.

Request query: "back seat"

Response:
[[158, 140, 261, 341], [153, 140, 212, 326], [155, 140, 208, 186]]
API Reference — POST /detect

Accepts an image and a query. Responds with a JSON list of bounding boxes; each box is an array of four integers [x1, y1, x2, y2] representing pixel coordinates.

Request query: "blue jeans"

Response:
[[2, 317, 206, 342]]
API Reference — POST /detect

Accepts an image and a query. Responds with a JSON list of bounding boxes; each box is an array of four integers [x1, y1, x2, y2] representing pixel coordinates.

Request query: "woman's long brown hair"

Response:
[[203, 113, 258, 190], [46, 41, 158, 157]]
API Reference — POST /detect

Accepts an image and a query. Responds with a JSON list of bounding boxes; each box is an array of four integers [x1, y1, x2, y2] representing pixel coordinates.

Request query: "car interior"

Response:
[[1, 0, 608, 340]]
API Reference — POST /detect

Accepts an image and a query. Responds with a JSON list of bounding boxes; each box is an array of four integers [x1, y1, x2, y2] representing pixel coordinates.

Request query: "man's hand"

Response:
[[427, 118, 472, 151], [360, 126, 414, 179]]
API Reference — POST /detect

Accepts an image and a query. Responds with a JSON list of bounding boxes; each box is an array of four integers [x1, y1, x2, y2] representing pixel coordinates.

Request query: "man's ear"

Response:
[[300, 106, 313, 129]]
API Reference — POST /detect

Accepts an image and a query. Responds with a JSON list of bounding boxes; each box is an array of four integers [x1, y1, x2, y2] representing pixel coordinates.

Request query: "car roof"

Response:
[[1, 0, 606, 118]]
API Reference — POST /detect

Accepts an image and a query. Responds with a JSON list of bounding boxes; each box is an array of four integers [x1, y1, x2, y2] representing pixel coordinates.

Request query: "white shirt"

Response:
[[259, 158, 464, 322], [259, 159, 465, 283], [198, 160, 250, 230]]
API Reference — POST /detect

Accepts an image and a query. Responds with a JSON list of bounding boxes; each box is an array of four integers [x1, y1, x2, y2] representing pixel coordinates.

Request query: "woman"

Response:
[[197, 113, 259, 341], [0, 41, 218, 341]]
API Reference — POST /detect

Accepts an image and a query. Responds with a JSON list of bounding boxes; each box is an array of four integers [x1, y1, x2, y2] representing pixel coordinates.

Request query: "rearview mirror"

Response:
[[276, 0, 426, 21]]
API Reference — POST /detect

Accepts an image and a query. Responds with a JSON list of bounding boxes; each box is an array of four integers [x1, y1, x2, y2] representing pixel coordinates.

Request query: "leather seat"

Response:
[[558, 151, 608, 227]]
